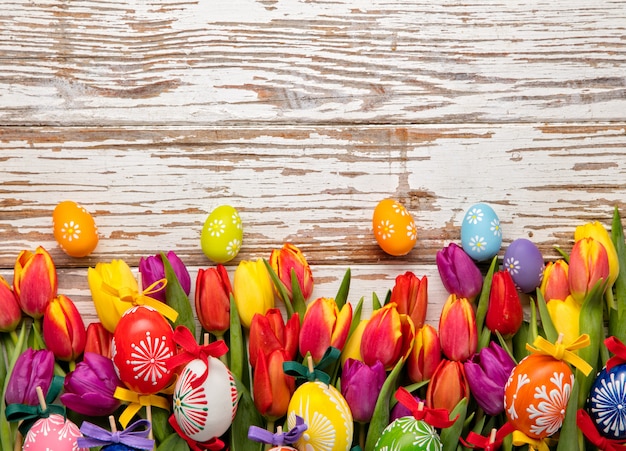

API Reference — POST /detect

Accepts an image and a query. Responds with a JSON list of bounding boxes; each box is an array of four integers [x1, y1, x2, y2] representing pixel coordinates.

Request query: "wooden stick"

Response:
[[489, 428, 497, 444], [36, 386, 47, 411], [109, 416, 117, 433]]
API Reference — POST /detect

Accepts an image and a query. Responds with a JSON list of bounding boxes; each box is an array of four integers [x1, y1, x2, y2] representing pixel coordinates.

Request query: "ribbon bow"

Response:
[[166, 326, 229, 388], [5, 375, 65, 436], [101, 277, 179, 323], [526, 334, 593, 376], [248, 415, 308, 446], [168, 414, 225, 451], [77, 419, 154, 450], [577, 409, 626, 451], [511, 431, 551, 451], [605, 336, 626, 372], [394, 387, 457, 429], [114, 386, 171, 428], [283, 347, 340, 385], [460, 423, 515, 451]]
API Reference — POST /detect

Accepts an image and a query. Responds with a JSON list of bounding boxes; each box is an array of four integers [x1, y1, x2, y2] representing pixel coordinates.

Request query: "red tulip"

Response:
[[438, 294, 477, 362], [195, 264, 232, 336], [43, 294, 86, 362], [426, 359, 469, 413], [84, 322, 113, 358], [569, 237, 609, 304], [486, 270, 523, 338], [13, 246, 57, 318], [249, 309, 299, 369], [389, 272, 428, 330], [299, 297, 352, 363], [269, 243, 314, 301], [252, 349, 295, 421], [407, 324, 442, 383], [0, 275, 21, 332]]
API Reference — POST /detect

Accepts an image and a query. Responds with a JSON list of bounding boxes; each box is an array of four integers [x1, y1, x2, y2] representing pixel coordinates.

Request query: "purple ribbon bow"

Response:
[[77, 419, 154, 450], [248, 415, 307, 446]]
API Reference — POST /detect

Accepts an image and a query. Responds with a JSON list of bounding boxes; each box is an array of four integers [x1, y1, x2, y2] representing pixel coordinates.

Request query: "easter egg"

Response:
[[172, 357, 238, 443], [200, 205, 243, 263], [587, 363, 626, 440], [460, 203, 502, 261], [268, 448, 298, 451], [287, 381, 353, 451], [504, 354, 574, 439], [503, 238, 545, 293], [23, 414, 87, 451], [52, 200, 99, 257], [372, 198, 417, 256], [111, 305, 176, 394], [374, 417, 442, 451]]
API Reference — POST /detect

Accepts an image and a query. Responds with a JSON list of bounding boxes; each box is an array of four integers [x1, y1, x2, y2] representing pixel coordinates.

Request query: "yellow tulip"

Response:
[[233, 258, 275, 328], [575, 221, 619, 288], [546, 295, 581, 345], [341, 319, 368, 366]]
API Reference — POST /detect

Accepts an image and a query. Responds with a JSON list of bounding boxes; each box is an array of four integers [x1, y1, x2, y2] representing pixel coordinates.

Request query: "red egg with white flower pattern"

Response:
[[111, 306, 176, 394], [23, 414, 88, 451], [504, 354, 574, 439]]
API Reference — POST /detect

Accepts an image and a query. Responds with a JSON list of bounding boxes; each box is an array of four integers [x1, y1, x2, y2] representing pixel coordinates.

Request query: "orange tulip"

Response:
[[84, 322, 113, 358], [540, 260, 570, 302], [13, 246, 57, 318], [249, 309, 300, 369], [569, 237, 609, 304], [426, 359, 469, 413], [252, 349, 295, 421], [407, 324, 442, 383], [0, 275, 21, 332], [389, 272, 428, 330], [299, 297, 352, 363], [195, 264, 232, 336], [269, 243, 314, 301], [439, 294, 477, 362], [43, 294, 86, 362], [486, 270, 523, 338]]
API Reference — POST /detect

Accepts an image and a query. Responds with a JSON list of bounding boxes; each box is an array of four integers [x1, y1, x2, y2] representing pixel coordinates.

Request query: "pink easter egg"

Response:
[[23, 414, 88, 451]]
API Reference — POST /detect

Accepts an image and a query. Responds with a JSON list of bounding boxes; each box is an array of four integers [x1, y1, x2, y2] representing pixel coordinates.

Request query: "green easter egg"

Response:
[[374, 417, 442, 451], [200, 205, 243, 263]]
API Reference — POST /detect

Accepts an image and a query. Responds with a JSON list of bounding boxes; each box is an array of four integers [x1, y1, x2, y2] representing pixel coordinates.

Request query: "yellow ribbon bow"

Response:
[[102, 278, 179, 323], [114, 386, 171, 428], [525, 334, 593, 376], [512, 431, 552, 451]]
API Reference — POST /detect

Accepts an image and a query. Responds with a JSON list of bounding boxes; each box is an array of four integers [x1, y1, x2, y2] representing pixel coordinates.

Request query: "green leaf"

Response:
[[161, 252, 196, 334], [230, 379, 264, 451], [335, 268, 351, 310], [229, 294, 246, 386], [372, 292, 382, 311], [476, 256, 498, 333], [262, 259, 294, 317], [511, 321, 530, 362], [290, 268, 307, 320], [348, 297, 364, 339], [156, 432, 191, 451], [477, 324, 492, 351], [536, 289, 558, 343], [150, 404, 174, 444], [440, 397, 468, 451], [611, 206, 626, 341], [554, 246, 570, 263], [364, 359, 405, 451], [556, 377, 581, 451]]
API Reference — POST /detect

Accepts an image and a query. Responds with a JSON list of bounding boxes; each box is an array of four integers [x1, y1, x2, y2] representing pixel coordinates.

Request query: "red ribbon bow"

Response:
[[577, 409, 626, 451], [168, 414, 225, 451], [166, 326, 229, 388], [394, 387, 458, 429], [460, 423, 515, 451], [605, 336, 626, 372]]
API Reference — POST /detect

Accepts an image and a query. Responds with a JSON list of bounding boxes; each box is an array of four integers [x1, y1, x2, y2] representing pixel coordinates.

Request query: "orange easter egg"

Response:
[[52, 200, 99, 257], [372, 199, 417, 256]]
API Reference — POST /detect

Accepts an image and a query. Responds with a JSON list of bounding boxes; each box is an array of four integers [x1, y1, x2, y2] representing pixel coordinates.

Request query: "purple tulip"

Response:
[[5, 348, 54, 405], [463, 342, 516, 416], [139, 251, 191, 303], [341, 359, 386, 423], [436, 243, 483, 301], [60, 352, 122, 416]]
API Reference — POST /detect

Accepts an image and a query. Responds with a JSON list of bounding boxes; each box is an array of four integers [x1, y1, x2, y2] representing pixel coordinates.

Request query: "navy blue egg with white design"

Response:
[[503, 238, 545, 293], [460, 203, 502, 262], [588, 364, 626, 440]]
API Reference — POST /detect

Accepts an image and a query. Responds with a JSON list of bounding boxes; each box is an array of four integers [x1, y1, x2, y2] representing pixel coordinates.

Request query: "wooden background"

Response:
[[1, 0, 625, 327]]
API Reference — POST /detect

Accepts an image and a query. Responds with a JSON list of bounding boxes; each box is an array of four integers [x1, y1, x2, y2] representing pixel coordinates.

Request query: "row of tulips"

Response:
[[1, 208, 626, 451]]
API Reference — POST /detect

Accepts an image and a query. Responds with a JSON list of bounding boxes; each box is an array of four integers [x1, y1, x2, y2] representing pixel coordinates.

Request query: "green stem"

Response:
[[359, 422, 366, 450], [9, 331, 18, 346]]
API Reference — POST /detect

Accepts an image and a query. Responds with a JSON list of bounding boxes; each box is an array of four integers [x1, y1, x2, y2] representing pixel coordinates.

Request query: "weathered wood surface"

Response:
[[1, 0, 625, 326]]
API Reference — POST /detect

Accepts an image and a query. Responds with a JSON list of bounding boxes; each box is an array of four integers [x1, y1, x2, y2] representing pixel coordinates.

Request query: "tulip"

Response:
[[84, 322, 113, 358], [438, 294, 477, 362], [233, 258, 275, 328], [87, 259, 140, 333], [540, 260, 570, 302], [139, 251, 191, 303], [249, 309, 300, 369], [569, 237, 610, 304], [485, 270, 523, 338], [60, 352, 122, 416], [389, 272, 428, 330], [546, 295, 581, 345], [299, 297, 352, 363], [390, 391, 423, 423], [407, 324, 442, 383], [340, 319, 367, 365], [463, 342, 516, 415], [43, 294, 87, 362], [360, 303, 415, 370], [5, 348, 55, 405], [195, 264, 232, 336], [0, 275, 21, 332], [436, 243, 483, 301], [426, 359, 469, 413], [269, 243, 314, 301], [13, 246, 57, 318], [575, 221, 619, 288], [252, 349, 295, 421], [341, 359, 386, 423]]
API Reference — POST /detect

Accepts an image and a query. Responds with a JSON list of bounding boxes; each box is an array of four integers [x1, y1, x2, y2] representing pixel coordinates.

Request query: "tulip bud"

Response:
[[540, 260, 570, 303], [252, 349, 295, 421], [139, 251, 191, 303], [439, 294, 477, 362], [341, 359, 386, 423], [269, 243, 314, 301], [0, 275, 22, 332], [546, 295, 581, 345], [426, 359, 469, 413], [407, 324, 442, 383], [249, 309, 300, 369], [486, 270, 523, 338], [340, 319, 367, 365], [13, 246, 58, 318], [84, 322, 113, 358], [233, 258, 275, 328], [299, 297, 352, 363], [575, 221, 619, 288], [569, 237, 610, 304], [195, 264, 232, 336], [43, 294, 87, 362], [436, 243, 483, 301], [5, 348, 55, 405], [389, 272, 428, 329]]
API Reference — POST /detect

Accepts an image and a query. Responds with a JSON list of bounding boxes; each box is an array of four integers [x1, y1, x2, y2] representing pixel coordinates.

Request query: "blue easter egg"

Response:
[[460, 203, 502, 261], [102, 445, 136, 451], [503, 238, 545, 293], [588, 364, 626, 440]]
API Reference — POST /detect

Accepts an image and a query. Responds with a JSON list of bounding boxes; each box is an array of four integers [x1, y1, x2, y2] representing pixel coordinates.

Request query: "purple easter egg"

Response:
[[503, 238, 545, 293]]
